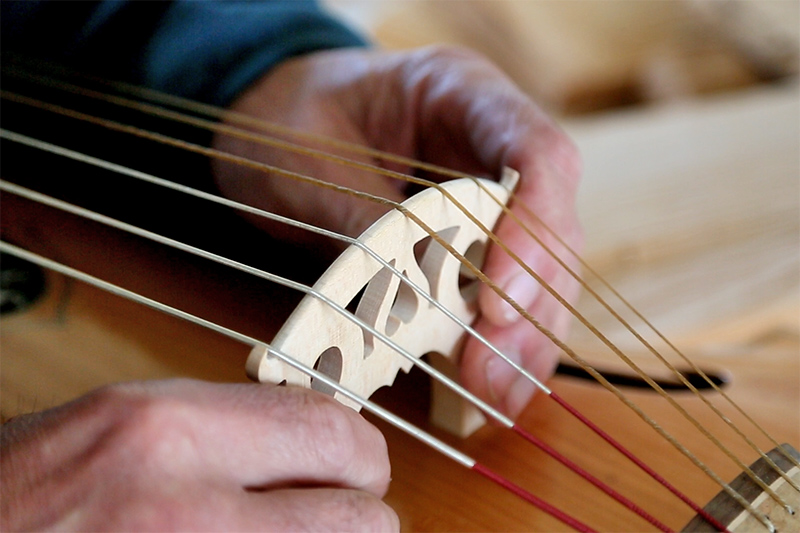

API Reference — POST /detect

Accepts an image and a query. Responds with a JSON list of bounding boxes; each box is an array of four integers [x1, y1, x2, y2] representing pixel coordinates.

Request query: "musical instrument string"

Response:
[[5, 68, 783, 481], [2, 82, 787, 517], [0, 140, 715, 531], [88, 69, 796, 478], [0, 128, 740, 531], [86, 70, 799, 475], [41, 62, 797, 485], [0, 69, 788, 478], [2, 63, 795, 529], [0, 103, 762, 533], [0, 78, 776, 528]]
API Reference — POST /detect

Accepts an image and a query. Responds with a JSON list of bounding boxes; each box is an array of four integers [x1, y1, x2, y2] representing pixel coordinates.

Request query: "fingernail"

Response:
[[501, 271, 540, 323], [485, 349, 522, 405]]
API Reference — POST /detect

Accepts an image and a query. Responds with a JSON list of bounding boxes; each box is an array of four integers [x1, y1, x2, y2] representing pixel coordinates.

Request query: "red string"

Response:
[[550, 392, 730, 533], [471, 462, 597, 532], [512, 425, 672, 532]]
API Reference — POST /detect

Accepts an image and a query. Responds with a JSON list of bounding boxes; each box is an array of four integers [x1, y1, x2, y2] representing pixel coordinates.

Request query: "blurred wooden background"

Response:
[[329, 0, 799, 115]]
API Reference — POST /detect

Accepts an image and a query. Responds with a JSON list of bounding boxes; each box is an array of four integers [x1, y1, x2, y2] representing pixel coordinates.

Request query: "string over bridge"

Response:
[[247, 171, 519, 436]]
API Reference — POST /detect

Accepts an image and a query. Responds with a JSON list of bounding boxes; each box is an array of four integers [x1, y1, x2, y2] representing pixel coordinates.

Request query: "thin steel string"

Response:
[[0, 130, 546, 399], [0, 129, 675, 532], [0, 178, 516, 430], [140, 93, 792, 511], [59, 66, 795, 477], [7, 71, 780, 516], [108, 86, 795, 496], [0, 181, 659, 532], [5, 68, 789, 476], [0, 91, 761, 529], [0, 88, 764, 525], [12, 71, 791, 491], [0, 78, 771, 470], [394, 180, 791, 513], [0, 241, 596, 533]]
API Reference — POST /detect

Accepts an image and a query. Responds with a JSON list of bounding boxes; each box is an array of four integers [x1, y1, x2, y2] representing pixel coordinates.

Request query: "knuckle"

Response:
[[292, 391, 391, 491], [87, 382, 196, 468], [402, 44, 498, 87], [300, 395, 362, 461], [416, 43, 485, 65]]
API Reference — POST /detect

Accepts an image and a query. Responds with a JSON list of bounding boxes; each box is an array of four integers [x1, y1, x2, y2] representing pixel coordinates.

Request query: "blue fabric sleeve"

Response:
[[1, 0, 368, 106]]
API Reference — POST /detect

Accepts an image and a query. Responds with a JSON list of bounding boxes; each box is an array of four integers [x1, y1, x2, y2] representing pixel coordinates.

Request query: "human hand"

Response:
[[0, 379, 397, 531], [212, 46, 583, 419]]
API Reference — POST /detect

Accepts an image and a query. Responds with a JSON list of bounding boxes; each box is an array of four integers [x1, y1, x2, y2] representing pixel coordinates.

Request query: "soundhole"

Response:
[[310, 347, 343, 396], [0, 251, 47, 315]]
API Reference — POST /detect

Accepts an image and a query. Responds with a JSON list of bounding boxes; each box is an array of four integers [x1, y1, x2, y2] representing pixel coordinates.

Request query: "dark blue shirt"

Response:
[[1, 0, 367, 106]]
